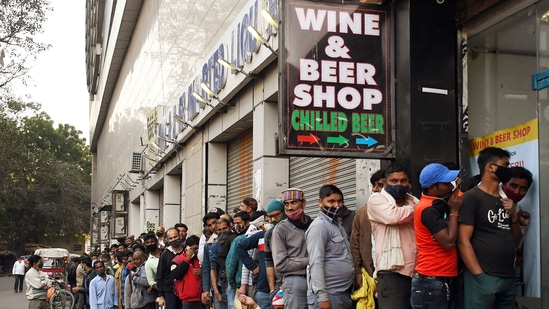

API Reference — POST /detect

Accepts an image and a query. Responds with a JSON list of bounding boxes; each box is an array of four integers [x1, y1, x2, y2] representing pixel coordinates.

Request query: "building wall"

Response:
[[89, 0, 383, 244], [90, 0, 261, 236]]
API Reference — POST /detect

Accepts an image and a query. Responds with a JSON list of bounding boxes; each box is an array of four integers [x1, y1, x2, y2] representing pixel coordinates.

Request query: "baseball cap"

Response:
[[209, 207, 226, 215], [419, 163, 460, 189]]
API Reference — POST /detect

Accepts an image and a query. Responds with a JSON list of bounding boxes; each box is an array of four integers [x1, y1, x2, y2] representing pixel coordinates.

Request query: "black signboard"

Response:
[[279, 0, 394, 158]]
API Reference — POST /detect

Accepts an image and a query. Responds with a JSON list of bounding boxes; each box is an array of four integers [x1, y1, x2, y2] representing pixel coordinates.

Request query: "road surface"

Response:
[[0, 274, 35, 309]]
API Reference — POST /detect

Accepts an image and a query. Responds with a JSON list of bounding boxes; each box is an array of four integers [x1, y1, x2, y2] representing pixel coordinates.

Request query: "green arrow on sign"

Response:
[[327, 135, 349, 146]]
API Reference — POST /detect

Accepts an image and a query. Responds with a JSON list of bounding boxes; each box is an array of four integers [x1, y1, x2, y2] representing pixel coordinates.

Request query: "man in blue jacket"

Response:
[[237, 213, 272, 309]]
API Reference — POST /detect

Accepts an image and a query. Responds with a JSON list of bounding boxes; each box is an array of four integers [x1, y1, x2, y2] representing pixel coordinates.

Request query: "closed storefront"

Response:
[[227, 130, 253, 212], [289, 157, 357, 217]]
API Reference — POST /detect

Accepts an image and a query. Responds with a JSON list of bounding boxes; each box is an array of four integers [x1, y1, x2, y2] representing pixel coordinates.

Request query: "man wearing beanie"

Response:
[[264, 199, 286, 301], [271, 188, 312, 309], [412, 163, 461, 307]]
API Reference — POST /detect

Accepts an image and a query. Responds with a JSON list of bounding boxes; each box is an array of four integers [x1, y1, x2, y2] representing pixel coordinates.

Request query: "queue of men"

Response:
[[350, 146, 532, 309], [22, 146, 532, 309]]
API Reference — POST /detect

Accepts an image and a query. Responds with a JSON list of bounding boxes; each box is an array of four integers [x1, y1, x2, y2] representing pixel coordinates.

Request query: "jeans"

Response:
[[376, 271, 412, 309], [410, 276, 450, 308], [226, 285, 235, 309], [182, 302, 203, 309], [255, 291, 273, 309], [213, 281, 228, 309], [165, 291, 182, 309]]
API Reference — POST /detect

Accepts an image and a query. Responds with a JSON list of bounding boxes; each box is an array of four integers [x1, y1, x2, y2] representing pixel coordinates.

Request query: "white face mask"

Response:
[[450, 180, 458, 192], [264, 223, 273, 230]]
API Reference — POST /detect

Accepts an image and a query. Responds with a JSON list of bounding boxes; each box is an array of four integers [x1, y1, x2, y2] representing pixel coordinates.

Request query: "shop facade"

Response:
[[86, 0, 549, 305]]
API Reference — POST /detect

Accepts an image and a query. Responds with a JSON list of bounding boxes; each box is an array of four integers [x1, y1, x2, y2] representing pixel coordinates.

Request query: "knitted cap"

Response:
[[266, 199, 284, 213], [281, 188, 304, 201]]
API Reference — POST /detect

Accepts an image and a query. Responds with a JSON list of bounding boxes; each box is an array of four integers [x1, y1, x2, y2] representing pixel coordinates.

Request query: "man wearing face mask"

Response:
[[501, 166, 533, 298], [271, 188, 313, 309], [156, 228, 185, 309], [236, 212, 271, 308], [458, 147, 524, 309], [367, 163, 418, 308], [125, 250, 156, 309], [501, 166, 533, 227], [89, 260, 118, 309], [412, 163, 461, 308], [306, 184, 354, 309], [263, 199, 285, 300], [144, 232, 161, 295], [25, 255, 55, 309], [226, 211, 251, 303]]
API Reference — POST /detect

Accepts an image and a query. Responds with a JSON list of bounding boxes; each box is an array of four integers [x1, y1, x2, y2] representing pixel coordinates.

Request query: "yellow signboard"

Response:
[[468, 119, 538, 157]]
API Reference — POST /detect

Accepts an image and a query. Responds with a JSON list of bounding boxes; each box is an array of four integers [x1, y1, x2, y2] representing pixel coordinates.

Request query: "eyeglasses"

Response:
[[267, 211, 283, 218], [283, 200, 302, 206]]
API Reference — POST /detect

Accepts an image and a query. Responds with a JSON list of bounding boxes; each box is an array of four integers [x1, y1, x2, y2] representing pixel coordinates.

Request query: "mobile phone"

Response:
[[186, 246, 195, 258]]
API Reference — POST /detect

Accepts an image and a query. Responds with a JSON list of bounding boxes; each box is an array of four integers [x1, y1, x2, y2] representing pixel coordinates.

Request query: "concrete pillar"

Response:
[[163, 174, 181, 228], [144, 190, 160, 233], [252, 100, 290, 209]]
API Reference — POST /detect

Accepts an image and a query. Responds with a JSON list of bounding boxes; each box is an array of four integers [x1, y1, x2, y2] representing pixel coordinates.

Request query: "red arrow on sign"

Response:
[[297, 134, 320, 145]]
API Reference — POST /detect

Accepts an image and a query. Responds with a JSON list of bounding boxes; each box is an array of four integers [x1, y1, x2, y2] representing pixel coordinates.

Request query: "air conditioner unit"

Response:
[[130, 152, 143, 173]]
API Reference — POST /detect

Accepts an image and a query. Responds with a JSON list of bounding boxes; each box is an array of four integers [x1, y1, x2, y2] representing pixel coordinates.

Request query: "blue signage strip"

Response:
[[532, 69, 549, 91]]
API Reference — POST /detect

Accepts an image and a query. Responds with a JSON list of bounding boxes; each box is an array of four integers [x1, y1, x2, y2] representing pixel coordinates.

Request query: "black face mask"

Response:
[[169, 239, 183, 248], [146, 244, 157, 253], [384, 184, 410, 199], [37, 263, 43, 269], [156, 232, 164, 237], [493, 164, 512, 183]]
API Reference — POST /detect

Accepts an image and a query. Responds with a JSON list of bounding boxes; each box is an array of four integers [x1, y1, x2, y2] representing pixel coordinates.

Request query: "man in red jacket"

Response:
[[169, 235, 202, 309]]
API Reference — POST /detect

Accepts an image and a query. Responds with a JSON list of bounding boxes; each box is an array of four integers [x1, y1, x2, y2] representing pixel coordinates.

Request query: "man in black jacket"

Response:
[[156, 228, 184, 309]]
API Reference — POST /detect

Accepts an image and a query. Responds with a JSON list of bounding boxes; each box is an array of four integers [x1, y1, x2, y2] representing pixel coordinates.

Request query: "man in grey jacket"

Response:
[[306, 184, 354, 309], [271, 188, 312, 309], [124, 250, 155, 309]]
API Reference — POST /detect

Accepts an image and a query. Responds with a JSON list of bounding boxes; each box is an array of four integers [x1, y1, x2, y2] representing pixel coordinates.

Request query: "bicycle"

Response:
[[48, 280, 75, 309]]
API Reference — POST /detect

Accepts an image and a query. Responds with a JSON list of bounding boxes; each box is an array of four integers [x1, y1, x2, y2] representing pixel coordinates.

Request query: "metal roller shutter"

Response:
[[227, 130, 253, 212], [289, 157, 356, 218]]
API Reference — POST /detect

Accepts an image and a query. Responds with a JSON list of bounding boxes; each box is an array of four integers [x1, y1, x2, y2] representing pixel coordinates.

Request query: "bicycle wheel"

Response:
[[49, 289, 75, 309]]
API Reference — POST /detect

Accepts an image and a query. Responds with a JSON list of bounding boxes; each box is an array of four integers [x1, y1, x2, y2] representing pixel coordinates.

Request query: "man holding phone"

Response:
[[412, 163, 462, 307], [169, 235, 202, 309]]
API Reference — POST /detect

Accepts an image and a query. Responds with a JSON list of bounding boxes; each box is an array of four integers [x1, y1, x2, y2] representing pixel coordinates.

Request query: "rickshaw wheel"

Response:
[[49, 289, 74, 309]]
